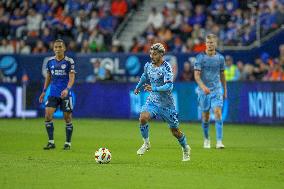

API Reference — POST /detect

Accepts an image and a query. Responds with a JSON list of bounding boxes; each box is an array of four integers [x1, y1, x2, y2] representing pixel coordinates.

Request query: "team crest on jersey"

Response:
[[61, 64, 66, 69]]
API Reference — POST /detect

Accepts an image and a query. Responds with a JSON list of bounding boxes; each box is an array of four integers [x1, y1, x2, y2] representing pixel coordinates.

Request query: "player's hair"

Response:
[[150, 43, 165, 55], [206, 34, 218, 41], [54, 39, 66, 46]]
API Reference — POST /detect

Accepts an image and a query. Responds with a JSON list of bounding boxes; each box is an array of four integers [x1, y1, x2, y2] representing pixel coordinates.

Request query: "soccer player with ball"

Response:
[[39, 39, 76, 150], [134, 43, 191, 161], [194, 34, 227, 149]]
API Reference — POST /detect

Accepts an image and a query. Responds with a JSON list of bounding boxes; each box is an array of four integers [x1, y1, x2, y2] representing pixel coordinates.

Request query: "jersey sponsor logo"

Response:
[[61, 64, 66, 69]]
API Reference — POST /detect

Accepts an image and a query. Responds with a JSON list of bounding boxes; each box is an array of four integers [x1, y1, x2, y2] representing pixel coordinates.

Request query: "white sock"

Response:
[[143, 138, 150, 143], [49, 140, 54, 144], [65, 142, 71, 146]]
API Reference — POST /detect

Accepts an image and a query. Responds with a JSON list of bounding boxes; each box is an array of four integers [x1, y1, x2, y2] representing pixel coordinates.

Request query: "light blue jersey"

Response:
[[194, 52, 225, 112], [143, 61, 175, 109], [136, 60, 178, 128], [194, 52, 225, 94]]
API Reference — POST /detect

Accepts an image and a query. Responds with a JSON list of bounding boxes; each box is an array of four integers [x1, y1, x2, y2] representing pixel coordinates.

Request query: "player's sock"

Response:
[[45, 121, 54, 142], [215, 119, 223, 141], [202, 121, 209, 139], [178, 134, 188, 149], [139, 123, 149, 140], [65, 123, 73, 143]]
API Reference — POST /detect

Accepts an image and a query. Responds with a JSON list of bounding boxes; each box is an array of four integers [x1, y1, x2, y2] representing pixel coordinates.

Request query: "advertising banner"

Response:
[[1, 82, 283, 124]]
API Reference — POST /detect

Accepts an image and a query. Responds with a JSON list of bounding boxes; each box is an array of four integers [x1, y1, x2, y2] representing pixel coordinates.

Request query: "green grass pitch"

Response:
[[0, 119, 283, 189]]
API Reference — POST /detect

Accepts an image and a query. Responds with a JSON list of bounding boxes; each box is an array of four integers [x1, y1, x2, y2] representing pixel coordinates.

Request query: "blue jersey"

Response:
[[194, 52, 225, 94], [46, 56, 75, 97], [143, 61, 175, 109]]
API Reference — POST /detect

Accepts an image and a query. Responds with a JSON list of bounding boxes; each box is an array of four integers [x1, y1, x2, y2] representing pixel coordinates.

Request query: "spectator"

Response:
[[9, 8, 26, 38], [180, 61, 194, 81], [0, 39, 14, 54], [146, 7, 163, 30], [26, 8, 42, 37], [268, 62, 284, 81], [111, 39, 124, 53], [80, 39, 91, 53], [224, 55, 239, 81], [32, 40, 47, 53], [236, 60, 246, 81], [0, 7, 10, 38], [111, 0, 128, 24], [253, 57, 268, 80], [16, 40, 31, 54]]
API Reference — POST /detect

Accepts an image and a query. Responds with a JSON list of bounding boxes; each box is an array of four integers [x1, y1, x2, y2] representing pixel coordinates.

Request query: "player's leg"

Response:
[[202, 112, 211, 148], [137, 103, 157, 155], [139, 112, 151, 144], [214, 107, 224, 149], [162, 108, 190, 161], [137, 112, 151, 155], [63, 112, 73, 150], [43, 97, 58, 150], [61, 97, 74, 150], [198, 94, 211, 148], [211, 92, 224, 149]]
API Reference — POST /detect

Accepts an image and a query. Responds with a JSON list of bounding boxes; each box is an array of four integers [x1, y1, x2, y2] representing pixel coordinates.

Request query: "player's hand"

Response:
[[61, 89, 68, 98], [39, 92, 45, 103], [134, 88, 140, 95], [201, 86, 210, 95], [144, 84, 152, 92]]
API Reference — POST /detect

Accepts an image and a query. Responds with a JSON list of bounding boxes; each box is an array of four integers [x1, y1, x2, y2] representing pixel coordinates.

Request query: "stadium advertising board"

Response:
[[0, 84, 37, 118]]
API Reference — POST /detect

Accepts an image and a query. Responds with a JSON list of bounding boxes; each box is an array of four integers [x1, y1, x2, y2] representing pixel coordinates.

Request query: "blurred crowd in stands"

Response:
[[0, 0, 139, 54], [130, 0, 284, 53], [0, 0, 283, 82]]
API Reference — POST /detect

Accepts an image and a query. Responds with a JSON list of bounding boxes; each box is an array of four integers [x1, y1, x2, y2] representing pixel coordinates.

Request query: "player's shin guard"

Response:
[[178, 134, 188, 149], [215, 120, 223, 141], [45, 121, 54, 142], [139, 124, 149, 142], [202, 122, 209, 139], [65, 123, 73, 143]]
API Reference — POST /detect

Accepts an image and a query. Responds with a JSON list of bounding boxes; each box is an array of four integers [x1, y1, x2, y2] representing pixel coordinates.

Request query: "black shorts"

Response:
[[45, 96, 73, 112]]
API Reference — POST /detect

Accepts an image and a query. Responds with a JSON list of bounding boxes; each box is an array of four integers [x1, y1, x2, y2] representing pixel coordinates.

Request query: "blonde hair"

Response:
[[206, 34, 218, 41], [150, 43, 166, 55]]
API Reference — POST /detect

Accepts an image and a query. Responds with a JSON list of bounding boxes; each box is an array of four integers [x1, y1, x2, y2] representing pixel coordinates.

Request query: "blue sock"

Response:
[[178, 134, 188, 149], [45, 121, 54, 141], [139, 124, 149, 139], [202, 122, 209, 139], [66, 123, 73, 143], [215, 119, 223, 141]]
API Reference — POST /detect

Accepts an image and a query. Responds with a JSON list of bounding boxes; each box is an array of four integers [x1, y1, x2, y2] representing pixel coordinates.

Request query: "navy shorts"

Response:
[[45, 96, 73, 112]]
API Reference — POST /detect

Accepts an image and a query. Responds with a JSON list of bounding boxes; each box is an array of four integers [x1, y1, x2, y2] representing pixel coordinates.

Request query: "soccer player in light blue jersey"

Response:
[[134, 43, 191, 161], [194, 34, 227, 149], [39, 39, 76, 150]]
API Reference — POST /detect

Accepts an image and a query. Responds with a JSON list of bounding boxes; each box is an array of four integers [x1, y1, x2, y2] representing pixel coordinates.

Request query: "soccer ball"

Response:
[[94, 147, 112, 164]]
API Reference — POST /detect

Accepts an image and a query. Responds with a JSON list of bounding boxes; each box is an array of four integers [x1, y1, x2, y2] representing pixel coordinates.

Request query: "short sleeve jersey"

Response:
[[194, 52, 225, 93], [46, 56, 75, 97], [144, 61, 175, 109]]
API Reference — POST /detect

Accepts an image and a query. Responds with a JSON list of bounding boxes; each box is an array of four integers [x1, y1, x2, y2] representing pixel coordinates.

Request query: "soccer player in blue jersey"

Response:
[[194, 34, 227, 149], [39, 39, 76, 150], [134, 43, 191, 161]]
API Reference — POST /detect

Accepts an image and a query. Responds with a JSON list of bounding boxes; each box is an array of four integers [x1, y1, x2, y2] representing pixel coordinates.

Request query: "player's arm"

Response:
[[194, 55, 210, 94], [61, 59, 76, 98], [144, 82, 173, 92], [39, 72, 51, 103], [144, 63, 174, 92], [220, 55, 227, 99], [220, 70, 227, 99], [134, 64, 149, 95]]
